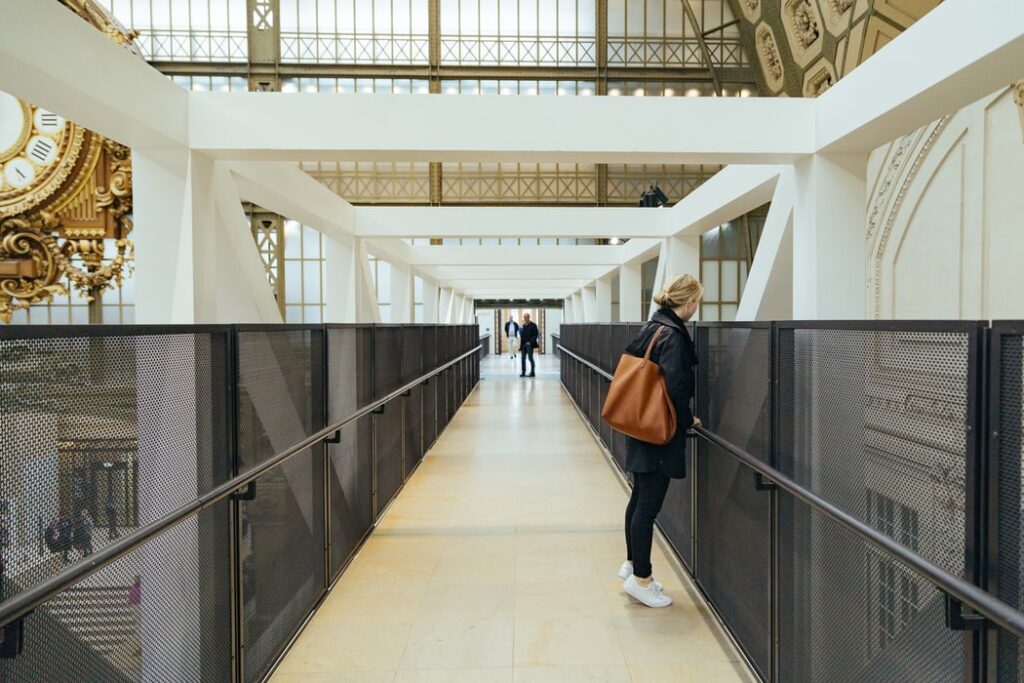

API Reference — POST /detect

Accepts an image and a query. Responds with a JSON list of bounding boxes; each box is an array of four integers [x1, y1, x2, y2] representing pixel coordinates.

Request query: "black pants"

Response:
[[520, 344, 535, 375], [624, 471, 671, 578]]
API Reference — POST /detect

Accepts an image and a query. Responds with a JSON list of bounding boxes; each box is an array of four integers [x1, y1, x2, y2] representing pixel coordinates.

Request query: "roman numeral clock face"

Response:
[[0, 90, 76, 217]]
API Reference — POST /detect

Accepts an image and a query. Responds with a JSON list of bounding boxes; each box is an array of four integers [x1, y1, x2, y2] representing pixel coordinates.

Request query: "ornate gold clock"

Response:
[[0, 0, 136, 323]]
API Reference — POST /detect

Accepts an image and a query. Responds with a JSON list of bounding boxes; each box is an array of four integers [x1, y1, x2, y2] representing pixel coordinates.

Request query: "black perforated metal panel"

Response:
[[374, 402, 404, 517], [995, 328, 1024, 682], [237, 328, 325, 683], [777, 326, 972, 577], [778, 493, 964, 682], [374, 327, 402, 400], [694, 325, 771, 677], [776, 324, 974, 683], [0, 330, 231, 603], [327, 328, 373, 579], [0, 502, 232, 683]]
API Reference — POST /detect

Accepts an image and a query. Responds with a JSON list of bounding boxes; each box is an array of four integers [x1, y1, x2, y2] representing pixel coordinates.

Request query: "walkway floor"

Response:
[[272, 355, 753, 683]]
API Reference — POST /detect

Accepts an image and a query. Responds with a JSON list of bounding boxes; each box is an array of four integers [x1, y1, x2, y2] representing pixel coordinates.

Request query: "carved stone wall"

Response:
[[729, 0, 941, 97], [866, 86, 1024, 319]]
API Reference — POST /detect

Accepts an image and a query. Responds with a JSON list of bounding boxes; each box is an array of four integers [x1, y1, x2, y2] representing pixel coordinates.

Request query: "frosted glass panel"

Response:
[[285, 262, 302, 303], [303, 261, 321, 302], [721, 304, 738, 321], [703, 261, 720, 300], [721, 261, 739, 301], [702, 304, 719, 322]]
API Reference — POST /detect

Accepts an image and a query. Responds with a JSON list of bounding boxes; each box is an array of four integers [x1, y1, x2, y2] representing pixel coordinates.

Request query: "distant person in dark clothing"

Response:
[[58, 517, 72, 564], [519, 314, 540, 378], [504, 316, 520, 359], [73, 509, 93, 559]]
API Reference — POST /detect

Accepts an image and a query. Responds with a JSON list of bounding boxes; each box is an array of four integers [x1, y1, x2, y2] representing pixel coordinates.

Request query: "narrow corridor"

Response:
[[272, 355, 753, 682]]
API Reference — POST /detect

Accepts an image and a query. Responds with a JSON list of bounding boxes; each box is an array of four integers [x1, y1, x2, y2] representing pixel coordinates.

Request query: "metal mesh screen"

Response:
[[326, 328, 373, 579], [402, 328, 424, 472], [776, 324, 974, 683], [422, 328, 438, 450], [374, 401, 404, 517], [373, 328, 404, 515], [0, 330, 231, 602], [693, 325, 771, 677], [237, 329, 325, 683], [778, 493, 964, 682], [777, 326, 972, 578], [374, 327, 402, 400], [996, 330, 1024, 681], [656, 468, 693, 570], [0, 502, 232, 683]]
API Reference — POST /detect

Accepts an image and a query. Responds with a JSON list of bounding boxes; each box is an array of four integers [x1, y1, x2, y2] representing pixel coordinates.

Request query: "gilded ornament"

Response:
[[786, 0, 821, 50], [0, 1, 138, 323]]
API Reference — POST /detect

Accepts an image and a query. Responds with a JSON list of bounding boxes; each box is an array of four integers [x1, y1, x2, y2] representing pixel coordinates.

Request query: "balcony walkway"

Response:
[[271, 354, 753, 682]]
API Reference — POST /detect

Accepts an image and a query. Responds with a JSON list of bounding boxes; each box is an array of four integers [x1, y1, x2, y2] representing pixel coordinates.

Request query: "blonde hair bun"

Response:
[[654, 274, 703, 309]]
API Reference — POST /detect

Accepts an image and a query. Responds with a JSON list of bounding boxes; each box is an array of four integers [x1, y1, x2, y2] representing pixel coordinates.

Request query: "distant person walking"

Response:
[[519, 313, 539, 378], [618, 274, 703, 608], [504, 315, 520, 359]]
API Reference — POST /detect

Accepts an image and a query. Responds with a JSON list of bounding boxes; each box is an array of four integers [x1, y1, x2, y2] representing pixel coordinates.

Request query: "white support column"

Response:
[[619, 260, 642, 322], [422, 276, 439, 323], [452, 292, 465, 323], [390, 261, 413, 323], [647, 234, 700, 320], [595, 274, 613, 322], [132, 148, 202, 323], [571, 291, 584, 323], [791, 153, 868, 319], [134, 150, 281, 323], [439, 288, 454, 324], [355, 239, 381, 323], [323, 234, 357, 323], [582, 285, 597, 322], [562, 297, 573, 323]]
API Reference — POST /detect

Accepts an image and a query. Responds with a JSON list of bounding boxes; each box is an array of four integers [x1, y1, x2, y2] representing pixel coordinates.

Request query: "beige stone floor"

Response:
[[271, 359, 755, 683]]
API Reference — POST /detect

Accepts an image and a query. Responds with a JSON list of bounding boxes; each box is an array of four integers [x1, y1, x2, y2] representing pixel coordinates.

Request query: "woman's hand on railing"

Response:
[[686, 416, 702, 435]]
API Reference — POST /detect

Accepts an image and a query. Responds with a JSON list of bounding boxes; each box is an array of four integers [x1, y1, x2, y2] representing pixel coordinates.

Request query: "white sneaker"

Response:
[[618, 561, 662, 590], [623, 574, 672, 608]]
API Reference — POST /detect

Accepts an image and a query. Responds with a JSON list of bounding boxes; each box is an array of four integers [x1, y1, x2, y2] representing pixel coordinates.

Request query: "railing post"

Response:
[[226, 326, 244, 683]]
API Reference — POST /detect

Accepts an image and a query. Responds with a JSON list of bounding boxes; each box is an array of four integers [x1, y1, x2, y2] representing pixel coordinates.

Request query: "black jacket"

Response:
[[504, 320, 519, 337], [623, 308, 697, 478], [520, 321, 539, 349]]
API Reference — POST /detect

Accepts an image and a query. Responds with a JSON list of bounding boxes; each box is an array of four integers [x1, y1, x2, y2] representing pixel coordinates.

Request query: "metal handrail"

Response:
[[0, 344, 482, 629], [557, 343, 1024, 640], [557, 345, 613, 380]]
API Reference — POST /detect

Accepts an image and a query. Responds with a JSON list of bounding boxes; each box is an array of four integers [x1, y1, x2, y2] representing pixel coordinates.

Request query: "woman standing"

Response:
[[619, 274, 702, 608]]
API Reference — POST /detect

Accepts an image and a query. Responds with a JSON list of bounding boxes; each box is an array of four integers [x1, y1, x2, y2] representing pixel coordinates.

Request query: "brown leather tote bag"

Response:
[[601, 326, 678, 445]]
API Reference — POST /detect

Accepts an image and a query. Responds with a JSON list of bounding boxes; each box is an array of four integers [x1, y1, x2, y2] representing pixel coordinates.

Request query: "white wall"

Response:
[[545, 308, 563, 353], [867, 85, 1024, 319]]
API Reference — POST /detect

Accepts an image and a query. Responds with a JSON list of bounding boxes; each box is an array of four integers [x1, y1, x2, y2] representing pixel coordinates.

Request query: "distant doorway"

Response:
[[494, 308, 546, 355]]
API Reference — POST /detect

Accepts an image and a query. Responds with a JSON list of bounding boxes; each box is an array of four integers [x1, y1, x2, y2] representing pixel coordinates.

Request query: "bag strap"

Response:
[[641, 325, 665, 366]]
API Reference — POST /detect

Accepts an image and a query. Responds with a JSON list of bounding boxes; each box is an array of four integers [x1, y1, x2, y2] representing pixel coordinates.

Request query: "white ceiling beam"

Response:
[[366, 240, 660, 266], [354, 206, 670, 238], [671, 165, 781, 236], [188, 93, 815, 164], [817, 0, 1024, 153], [0, 0, 186, 149], [417, 265, 611, 280], [229, 162, 356, 242], [440, 279, 593, 289]]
